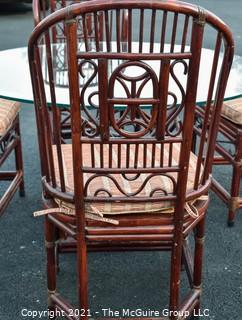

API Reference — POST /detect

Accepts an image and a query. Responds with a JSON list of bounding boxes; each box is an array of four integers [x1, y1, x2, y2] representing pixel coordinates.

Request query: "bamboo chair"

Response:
[[195, 101, 242, 227], [28, 0, 234, 318], [0, 98, 25, 217]]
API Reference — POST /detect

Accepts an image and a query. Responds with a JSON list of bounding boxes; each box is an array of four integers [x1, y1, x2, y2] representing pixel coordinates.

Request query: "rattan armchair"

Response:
[[28, 0, 234, 318], [0, 98, 24, 217], [194, 100, 242, 227]]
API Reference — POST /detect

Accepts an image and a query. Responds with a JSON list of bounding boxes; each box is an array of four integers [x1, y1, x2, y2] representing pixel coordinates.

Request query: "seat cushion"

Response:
[[0, 98, 20, 136], [221, 98, 242, 125], [52, 143, 201, 217]]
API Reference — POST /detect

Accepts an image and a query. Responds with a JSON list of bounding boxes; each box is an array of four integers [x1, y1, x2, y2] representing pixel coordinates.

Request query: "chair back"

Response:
[[33, 0, 128, 43], [29, 0, 234, 226]]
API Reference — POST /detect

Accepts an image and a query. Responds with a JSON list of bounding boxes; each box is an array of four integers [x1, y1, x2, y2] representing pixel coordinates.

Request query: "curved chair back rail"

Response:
[[28, 0, 234, 316]]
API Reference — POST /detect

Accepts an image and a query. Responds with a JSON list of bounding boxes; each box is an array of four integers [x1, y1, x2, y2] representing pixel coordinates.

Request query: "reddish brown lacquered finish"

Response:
[[28, 0, 234, 319], [0, 113, 25, 217], [194, 105, 242, 226]]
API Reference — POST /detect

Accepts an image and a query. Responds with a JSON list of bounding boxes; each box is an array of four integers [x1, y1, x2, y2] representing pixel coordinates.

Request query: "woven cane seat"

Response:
[[52, 143, 202, 217], [0, 98, 20, 136], [221, 98, 242, 125]]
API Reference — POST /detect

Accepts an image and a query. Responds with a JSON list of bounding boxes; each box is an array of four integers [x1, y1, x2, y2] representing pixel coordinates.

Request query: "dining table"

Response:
[[1, 42, 242, 106]]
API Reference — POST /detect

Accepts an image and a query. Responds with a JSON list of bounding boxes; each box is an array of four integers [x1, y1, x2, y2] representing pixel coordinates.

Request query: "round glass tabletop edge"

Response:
[[1, 46, 242, 107]]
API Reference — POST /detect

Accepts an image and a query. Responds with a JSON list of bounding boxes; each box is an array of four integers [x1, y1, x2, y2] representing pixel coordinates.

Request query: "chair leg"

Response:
[[227, 162, 241, 227], [14, 116, 25, 197], [55, 240, 60, 274], [193, 217, 206, 315], [169, 238, 183, 320], [54, 229, 62, 274], [182, 237, 194, 288], [77, 237, 89, 319], [45, 216, 57, 318]]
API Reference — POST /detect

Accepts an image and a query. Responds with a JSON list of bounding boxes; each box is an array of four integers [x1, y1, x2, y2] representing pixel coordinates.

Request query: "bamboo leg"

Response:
[[14, 116, 25, 197], [192, 217, 206, 316], [55, 239, 60, 274], [182, 237, 194, 288], [227, 162, 241, 227], [54, 229, 62, 274], [169, 240, 183, 320], [77, 235, 89, 319], [45, 216, 57, 318]]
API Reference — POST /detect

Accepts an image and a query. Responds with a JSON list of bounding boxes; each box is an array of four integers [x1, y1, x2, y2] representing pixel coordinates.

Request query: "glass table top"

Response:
[[0, 43, 242, 106]]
